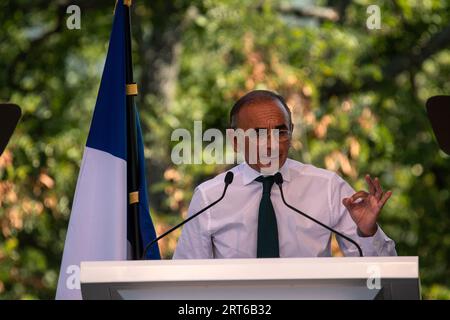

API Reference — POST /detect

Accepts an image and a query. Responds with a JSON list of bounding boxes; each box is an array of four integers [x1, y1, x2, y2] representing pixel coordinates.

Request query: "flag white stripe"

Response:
[[56, 146, 127, 299]]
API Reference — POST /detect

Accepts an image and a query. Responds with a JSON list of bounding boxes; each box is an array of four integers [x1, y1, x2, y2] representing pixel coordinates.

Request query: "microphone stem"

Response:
[[141, 183, 230, 259], [277, 185, 363, 257]]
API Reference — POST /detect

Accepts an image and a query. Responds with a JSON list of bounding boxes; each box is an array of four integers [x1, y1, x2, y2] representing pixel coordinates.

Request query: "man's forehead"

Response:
[[237, 99, 290, 124]]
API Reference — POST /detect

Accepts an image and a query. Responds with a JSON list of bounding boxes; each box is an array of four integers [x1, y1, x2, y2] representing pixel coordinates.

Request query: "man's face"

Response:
[[234, 99, 292, 173]]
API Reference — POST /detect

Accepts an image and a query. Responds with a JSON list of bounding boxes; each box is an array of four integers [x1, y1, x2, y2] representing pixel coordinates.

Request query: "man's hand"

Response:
[[342, 175, 392, 237]]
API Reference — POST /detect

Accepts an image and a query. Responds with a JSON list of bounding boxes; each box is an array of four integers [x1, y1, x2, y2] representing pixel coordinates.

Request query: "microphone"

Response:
[[273, 172, 363, 257], [141, 171, 234, 259]]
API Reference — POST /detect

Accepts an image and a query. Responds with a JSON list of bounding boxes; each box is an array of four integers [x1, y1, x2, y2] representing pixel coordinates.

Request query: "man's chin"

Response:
[[257, 161, 281, 175]]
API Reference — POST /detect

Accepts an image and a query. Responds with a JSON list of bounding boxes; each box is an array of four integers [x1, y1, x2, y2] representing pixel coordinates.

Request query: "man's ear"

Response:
[[288, 123, 294, 148]]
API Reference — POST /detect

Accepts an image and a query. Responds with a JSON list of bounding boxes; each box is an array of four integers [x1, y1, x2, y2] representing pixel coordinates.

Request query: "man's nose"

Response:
[[258, 134, 279, 154]]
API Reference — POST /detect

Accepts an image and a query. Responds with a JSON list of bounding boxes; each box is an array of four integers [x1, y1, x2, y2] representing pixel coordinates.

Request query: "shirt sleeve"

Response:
[[329, 173, 397, 257], [172, 186, 214, 259]]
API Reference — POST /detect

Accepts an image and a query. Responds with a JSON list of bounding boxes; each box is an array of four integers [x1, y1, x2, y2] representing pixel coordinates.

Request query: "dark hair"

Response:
[[229, 90, 292, 129]]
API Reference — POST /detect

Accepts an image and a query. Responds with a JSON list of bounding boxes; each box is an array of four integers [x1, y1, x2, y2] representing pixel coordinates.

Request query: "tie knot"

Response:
[[256, 175, 275, 194]]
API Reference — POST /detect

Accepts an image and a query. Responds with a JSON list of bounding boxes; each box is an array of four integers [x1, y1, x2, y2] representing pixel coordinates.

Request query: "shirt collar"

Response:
[[240, 159, 292, 185]]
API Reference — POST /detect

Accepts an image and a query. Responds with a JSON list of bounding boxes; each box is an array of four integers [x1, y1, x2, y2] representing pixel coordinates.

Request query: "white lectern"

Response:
[[80, 256, 420, 300]]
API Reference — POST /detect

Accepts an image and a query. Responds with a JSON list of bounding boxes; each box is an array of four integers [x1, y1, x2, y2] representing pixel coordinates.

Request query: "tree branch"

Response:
[[277, 3, 339, 22], [6, 3, 67, 96], [5, 1, 113, 98], [320, 23, 450, 100], [382, 24, 450, 78], [331, 0, 352, 24]]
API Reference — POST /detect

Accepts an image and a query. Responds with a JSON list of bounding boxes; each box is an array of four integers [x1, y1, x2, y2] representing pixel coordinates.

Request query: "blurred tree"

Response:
[[0, 0, 449, 299]]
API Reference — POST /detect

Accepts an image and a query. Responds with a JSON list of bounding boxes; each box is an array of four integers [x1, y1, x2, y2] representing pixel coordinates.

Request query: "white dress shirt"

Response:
[[173, 159, 397, 259]]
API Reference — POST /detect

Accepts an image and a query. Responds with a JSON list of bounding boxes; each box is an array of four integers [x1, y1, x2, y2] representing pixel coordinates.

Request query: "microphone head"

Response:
[[426, 95, 450, 155], [224, 171, 234, 185], [274, 172, 283, 185]]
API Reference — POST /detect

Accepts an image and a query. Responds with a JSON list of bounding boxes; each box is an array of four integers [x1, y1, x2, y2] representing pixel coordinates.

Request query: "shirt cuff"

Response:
[[357, 225, 385, 255]]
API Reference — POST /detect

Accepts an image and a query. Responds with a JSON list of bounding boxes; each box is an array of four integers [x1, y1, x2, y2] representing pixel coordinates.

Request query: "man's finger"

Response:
[[349, 191, 369, 203], [378, 190, 392, 210], [342, 197, 349, 206], [342, 197, 351, 206], [342, 197, 355, 210], [365, 174, 376, 195], [374, 177, 383, 200]]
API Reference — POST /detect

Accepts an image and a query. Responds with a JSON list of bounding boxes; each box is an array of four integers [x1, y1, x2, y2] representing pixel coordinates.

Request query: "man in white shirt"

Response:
[[173, 90, 396, 259]]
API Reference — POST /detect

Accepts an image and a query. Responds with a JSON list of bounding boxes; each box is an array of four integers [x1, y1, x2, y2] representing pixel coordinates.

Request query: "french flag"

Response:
[[56, 3, 160, 300]]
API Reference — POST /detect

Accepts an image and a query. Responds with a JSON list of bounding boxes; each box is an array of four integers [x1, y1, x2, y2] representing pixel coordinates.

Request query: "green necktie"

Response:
[[255, 175, 279, 258]]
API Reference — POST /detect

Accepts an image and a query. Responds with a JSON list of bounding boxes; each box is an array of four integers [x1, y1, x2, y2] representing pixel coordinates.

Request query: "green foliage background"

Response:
[[0, 0, 449, 299]]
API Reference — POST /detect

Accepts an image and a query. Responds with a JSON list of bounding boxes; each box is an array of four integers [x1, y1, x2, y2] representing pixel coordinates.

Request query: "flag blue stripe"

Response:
[[136, 112, 161, 259], [86, 3, 126, 161]]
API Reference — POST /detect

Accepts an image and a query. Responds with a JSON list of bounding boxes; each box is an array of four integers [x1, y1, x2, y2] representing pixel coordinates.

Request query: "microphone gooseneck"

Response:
[[141, 171, 234, 259], [273, 172, 363, 257]]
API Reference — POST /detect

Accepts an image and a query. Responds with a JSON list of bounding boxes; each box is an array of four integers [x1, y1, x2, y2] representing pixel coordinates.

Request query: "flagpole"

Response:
[[123, 0, 142, 259]]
